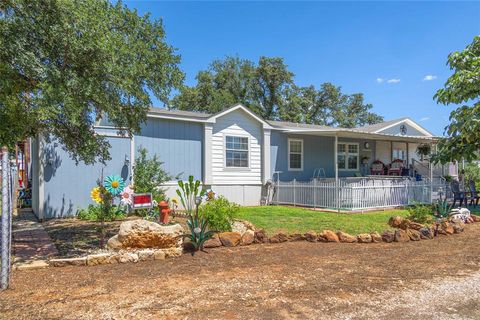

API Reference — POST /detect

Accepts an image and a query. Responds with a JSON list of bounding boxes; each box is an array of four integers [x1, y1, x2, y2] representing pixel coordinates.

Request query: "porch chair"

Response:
[[388, 159, 404, 176], [370, 160, 385, 175], [468, 180, 480, 207], [451, 180, 467, 208]]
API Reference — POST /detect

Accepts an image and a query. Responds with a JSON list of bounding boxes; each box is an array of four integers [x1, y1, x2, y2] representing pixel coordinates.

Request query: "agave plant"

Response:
[[435, 198, 451, 219], [181, 214, 215, 254]]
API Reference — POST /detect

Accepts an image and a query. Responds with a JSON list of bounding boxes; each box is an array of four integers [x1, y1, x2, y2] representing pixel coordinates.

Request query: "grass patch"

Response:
[[235, 206, 410, 235]]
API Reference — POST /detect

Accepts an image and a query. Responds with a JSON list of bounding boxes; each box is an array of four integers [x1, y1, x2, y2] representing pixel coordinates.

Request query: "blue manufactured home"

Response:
[[30, 104, 448, 219]]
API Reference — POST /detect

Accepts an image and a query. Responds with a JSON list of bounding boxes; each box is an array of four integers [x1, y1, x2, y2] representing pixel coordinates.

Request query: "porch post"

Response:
[[334, 135, 338, 182]]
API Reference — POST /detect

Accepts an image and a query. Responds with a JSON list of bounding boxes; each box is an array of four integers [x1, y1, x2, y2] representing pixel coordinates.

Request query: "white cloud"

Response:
[[423, 75, 437, 81], [386, 78, 401, 84], [376, 78, 384, 83], [420, 117, 430, 122]]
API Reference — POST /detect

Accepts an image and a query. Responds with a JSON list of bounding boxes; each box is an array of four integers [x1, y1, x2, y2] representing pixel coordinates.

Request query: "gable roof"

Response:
[[357, 118, 433, 137], [206, 104, 272, 128]]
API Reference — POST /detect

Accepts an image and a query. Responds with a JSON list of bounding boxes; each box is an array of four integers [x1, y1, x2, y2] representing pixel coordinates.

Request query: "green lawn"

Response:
[[235, 206, 410, 235]]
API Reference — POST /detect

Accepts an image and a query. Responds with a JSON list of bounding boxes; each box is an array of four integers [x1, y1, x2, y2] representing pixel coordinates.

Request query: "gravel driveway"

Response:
[[1, 223, 480, 319]]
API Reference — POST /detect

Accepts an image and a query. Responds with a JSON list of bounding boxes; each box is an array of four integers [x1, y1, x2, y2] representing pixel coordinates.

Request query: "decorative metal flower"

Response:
[[103, 175, 125, 196], [119, 185, 134, 206], [90, 187, 103, 204]]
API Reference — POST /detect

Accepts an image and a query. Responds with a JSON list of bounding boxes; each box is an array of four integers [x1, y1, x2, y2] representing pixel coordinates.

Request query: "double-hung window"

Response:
[[225, 136, 249, 168], [337, 143, 359, 170], [288, 139, 303, 171]]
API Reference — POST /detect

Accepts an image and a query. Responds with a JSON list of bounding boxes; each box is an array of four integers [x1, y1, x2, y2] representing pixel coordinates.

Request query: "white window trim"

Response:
[[337, 142, 359, 171], [288, 138, 304, 171], [224, 134, 251, 170]]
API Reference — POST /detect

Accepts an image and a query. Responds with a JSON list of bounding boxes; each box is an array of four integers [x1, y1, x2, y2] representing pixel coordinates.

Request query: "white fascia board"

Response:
[[206, 104, 273, 129], [147, 113, 211, 123]]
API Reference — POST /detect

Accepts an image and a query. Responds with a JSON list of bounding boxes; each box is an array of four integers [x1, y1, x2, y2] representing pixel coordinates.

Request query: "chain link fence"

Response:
[[1, 148, 14, 290]]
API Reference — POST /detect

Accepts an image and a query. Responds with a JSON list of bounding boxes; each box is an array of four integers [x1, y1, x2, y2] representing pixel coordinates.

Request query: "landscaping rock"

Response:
[[153, 250, 166, 260], [471, 215, 480, 223], [304, 231, 318, 242], [419, 227, 434, 240], [388, 216, 404, 228], [116, 252, 139, 264], [451, 219, 465, 234], [204, 234, 222, 248], [269, 232, 288, 243], [138, 249, 155, 261], [219, 232, 241, 247], [231, 220, 248, 236], [370, 232, 382, 243], [254, 229, 269, 243], [407, 221, 424, 231], [357, 233, 372, 243], [394, 230, 410, 242], [241, 229, 255, 246], [337, 231, 357, 243], [50, 257, 87, 267], [86, 253, 115, 266], [117, 220, 183, 249], [438, 221, 454, 235], [406, 229, 421, 241], [107, 235, 123, 250], [381, 231, 395, 243], [319, 230, 339, 242], [288, 233, 306, 241]]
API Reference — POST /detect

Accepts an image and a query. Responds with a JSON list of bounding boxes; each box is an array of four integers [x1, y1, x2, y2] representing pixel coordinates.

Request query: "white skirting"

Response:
[[163, 184, 263, 206]]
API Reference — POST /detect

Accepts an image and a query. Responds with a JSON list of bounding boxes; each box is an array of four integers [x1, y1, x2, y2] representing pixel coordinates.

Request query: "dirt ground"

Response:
[[2, 224, 480, 320]]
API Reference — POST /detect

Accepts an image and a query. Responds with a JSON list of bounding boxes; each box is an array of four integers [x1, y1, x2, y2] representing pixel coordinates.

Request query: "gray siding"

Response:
[[270, 131, 376, 181], [379, 123, 427, 137], [134, 118, 203, 180], [41, 137, 131, 218]]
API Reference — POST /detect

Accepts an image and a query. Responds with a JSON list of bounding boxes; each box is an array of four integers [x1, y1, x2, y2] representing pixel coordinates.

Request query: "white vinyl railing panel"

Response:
[[270, 177, 449, 211]]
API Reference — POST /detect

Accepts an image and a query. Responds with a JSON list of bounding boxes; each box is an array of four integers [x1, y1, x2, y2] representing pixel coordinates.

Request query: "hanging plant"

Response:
[[416, 144, 432, 157]]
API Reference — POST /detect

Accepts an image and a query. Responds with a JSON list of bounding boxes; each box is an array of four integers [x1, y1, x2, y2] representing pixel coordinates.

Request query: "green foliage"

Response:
[[171, 56, 383, 128], [133, 148, 171, 202], [199, 196, 239, 232], [433, 36, 480, 164], [407, 204, 435, 224], [434, 198, 452, 219], [0, 0, 183, 163], [176, 175, 205, 215], [77, 204, 125, 221], [464, 164, 480, 188], [181, 214, 215, 254]]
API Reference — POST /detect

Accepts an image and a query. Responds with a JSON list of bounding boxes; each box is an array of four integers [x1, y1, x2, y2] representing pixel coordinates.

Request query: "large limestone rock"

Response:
[[357, 233, 372, 243], [337, 231, 357, 243], [419, 227, 434, 240], [450, 219, 465, 234], [438, 221, 454, 235], [304, 231, 318, 242], [406, 229, 421, 241], [254, 229, 269, 243], [269, 232, 288, 243], [370, 232, 382, 243], [115, 220, 183, 249]]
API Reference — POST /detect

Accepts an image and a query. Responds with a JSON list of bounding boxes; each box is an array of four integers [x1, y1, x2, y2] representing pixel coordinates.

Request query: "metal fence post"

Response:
[[1, 147, 11, 290]]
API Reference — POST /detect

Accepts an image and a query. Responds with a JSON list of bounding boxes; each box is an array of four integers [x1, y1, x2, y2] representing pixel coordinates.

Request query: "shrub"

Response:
[[134, 147, 172, 216], [199, 196, 239, 232], [77, 204, 125, 221], [407, 204, 434, 224]]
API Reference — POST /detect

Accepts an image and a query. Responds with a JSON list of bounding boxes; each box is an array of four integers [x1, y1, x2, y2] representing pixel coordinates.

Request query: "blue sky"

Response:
[[125, 1, 480, 135]]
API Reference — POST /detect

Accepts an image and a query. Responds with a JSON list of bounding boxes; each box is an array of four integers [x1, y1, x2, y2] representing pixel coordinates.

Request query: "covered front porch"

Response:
[[268, 125, 452, 211]]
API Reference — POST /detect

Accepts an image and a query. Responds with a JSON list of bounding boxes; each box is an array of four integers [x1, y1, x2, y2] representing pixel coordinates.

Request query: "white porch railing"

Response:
[[269, 177, 449, 211]]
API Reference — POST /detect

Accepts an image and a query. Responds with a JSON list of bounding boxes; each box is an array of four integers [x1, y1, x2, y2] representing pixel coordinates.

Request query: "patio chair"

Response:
[[468, 180, 480, 207], [451, 180, 467, 207], [388, 159, 404, 176], [370, 160, 385, 175]]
